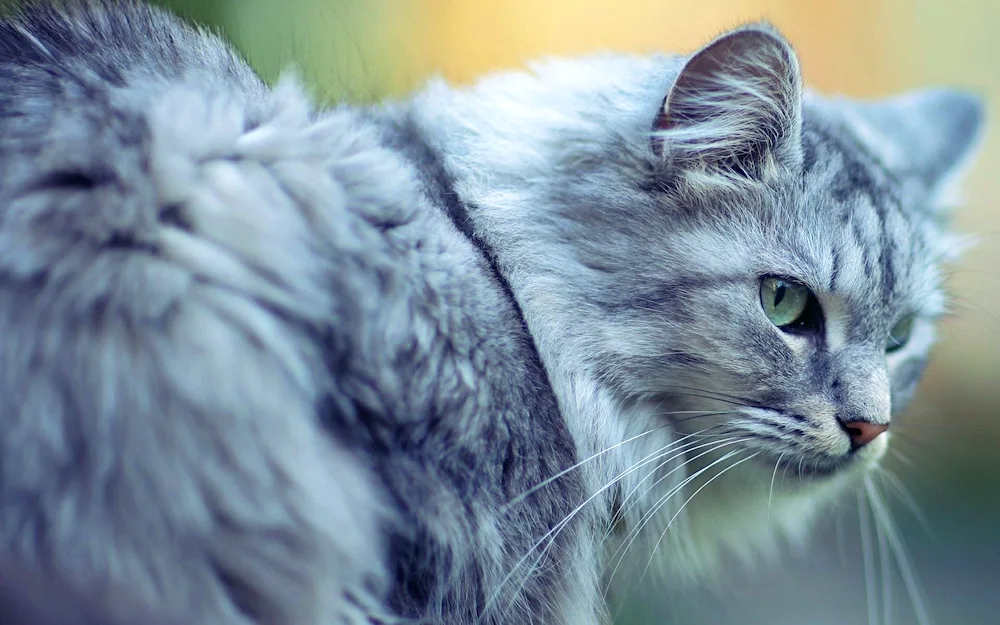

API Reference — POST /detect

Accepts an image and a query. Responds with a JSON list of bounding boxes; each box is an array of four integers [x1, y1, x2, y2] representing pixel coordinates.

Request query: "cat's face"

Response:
[[608, 144, 949, 478], [569, 26, 984, 485]]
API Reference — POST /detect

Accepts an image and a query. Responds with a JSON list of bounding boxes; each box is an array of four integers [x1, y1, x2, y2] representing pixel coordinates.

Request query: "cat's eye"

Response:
[[760, 277, 819, 332], [886, 316, 915, 353]]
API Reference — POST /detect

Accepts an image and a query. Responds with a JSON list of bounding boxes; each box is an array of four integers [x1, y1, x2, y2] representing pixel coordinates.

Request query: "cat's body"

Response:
[[0, 2, 984, 624]]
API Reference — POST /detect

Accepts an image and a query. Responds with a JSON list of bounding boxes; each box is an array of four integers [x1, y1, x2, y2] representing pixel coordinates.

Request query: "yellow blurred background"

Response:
[[123, 0, 1000, 622]]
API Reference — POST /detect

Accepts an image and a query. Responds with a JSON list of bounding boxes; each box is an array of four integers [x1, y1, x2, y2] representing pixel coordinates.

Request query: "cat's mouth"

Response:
[[770, 453, 850, 479], [754, 441, 886, 480], [714, 405, 890, 480]]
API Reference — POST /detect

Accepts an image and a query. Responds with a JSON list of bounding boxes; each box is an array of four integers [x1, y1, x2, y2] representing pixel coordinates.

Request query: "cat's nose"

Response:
[[840, 420, 889, 449]]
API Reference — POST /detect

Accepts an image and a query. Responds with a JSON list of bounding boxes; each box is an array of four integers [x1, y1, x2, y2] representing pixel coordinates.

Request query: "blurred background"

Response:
[[74, 0, 1000, 623]]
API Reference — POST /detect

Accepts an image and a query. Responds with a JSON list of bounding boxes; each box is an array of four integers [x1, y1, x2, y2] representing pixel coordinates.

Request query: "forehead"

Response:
[[763, 116, 945, 320]]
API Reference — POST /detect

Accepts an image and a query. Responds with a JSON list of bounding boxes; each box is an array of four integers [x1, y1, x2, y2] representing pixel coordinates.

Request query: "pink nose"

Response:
[[841, 421, 889, 448]]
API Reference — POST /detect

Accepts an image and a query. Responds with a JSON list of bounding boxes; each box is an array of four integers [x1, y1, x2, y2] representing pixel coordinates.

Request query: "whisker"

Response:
[[656, 384, 759, 407], [866, 477, 934, 625], [835, 509, 851, 569], [666, 410, 738, 426], [604, 426, 727, 540], [604, 442, 750, 592], [767, 451, 784, 517], [859, 489, 878, 625], [635, 451, 760, 586], [948, 294, 1000, 329], [888, 447, 917, 469], [890, 421, 996, 430], [876, 469, 934, 538], [502, 422, 672, 511], [885, 441, 935, 483], [603, 435, 748, 560], [504, 412, 732, 512], [483, 429, 729, 621], [605, 431, 739, 541], [605, 447, 748, 606], [604, 443, 740, 588], [876, 493, 893, 625], [659, 391, 750, 407]]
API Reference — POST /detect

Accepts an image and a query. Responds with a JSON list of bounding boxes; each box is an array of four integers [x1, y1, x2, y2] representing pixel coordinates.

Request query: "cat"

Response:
[[0, 1, 984, 624]]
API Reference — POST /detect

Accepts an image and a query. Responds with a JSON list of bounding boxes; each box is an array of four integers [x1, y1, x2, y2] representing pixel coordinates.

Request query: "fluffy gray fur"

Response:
[[0, 2, 984, 624]]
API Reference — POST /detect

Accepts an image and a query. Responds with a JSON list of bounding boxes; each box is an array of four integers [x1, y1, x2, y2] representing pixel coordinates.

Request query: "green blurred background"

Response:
[[51, 0, 1000, 623]]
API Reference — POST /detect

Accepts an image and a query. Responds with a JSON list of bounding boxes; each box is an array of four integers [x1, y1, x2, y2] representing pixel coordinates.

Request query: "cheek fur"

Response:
[[890, 356, 929, 412]]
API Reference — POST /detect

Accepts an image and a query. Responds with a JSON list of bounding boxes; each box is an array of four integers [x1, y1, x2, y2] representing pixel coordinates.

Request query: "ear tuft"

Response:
[[653, 23, 803, 178]]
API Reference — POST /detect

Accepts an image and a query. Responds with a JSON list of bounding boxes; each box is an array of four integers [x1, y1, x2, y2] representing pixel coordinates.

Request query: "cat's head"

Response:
[[417, 22, 983, 570], [575, 25, 986, 477], [602, 26, 983, 478]]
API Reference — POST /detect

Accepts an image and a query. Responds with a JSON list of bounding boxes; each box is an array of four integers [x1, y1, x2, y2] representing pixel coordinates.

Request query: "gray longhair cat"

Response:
[[0, 1, 985, 624]]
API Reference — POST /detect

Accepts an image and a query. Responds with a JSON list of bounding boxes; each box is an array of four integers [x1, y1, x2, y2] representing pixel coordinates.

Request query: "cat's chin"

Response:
[[744, 431, 890, 484]]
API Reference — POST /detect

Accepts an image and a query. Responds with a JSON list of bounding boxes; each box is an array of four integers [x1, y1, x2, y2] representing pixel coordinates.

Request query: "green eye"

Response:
[[760, 277, 811, 328], [887, 316, 915, 353]]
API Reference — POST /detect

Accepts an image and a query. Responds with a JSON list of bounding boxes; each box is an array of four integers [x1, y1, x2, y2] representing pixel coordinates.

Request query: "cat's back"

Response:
[[0, 3, 587, 624], [0, 2, 411, 622]]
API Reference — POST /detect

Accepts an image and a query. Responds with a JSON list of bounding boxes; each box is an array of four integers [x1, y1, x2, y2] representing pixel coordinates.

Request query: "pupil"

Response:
[[773, 284, 786, 307]]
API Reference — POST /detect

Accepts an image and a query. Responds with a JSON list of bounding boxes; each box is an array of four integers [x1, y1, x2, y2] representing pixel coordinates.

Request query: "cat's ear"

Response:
[[840, 90, 985, 209], [652, 23, 803, 177]]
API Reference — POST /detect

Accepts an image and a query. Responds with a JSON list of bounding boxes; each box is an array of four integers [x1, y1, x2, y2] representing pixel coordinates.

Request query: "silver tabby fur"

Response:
[[0, 2, 984, 624]]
